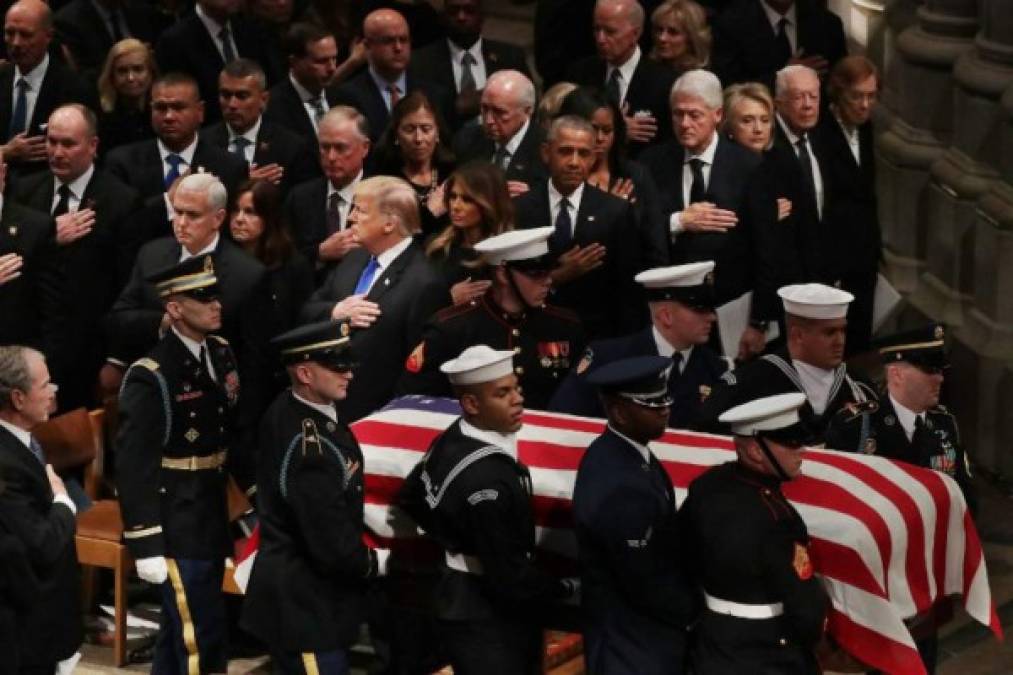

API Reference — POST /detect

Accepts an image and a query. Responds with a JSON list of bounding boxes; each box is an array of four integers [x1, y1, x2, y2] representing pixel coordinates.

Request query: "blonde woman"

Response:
[[97, 39, 158, 153], [649, 0, 711, 74]]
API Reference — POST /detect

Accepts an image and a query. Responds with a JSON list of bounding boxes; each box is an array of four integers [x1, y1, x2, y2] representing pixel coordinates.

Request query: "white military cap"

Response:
[[778, 283, 854, 320], [440, 344, 516, 385], [474, 227, 555, 264], [719, 392, 808, 437], [635, 261, 716, 308]]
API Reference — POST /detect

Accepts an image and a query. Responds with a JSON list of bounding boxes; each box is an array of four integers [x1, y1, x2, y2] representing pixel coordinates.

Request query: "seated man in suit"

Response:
[[1, 0, 95, 177], [100, 173, 272, 419], [264, 22, 343, 143], [551, 261, 729, 429], [201, 58, 317, 197], [514, 115, 643, 339], [566, 0, 677, 157], [301, 175, 450, 421], [285, 106, 370, 279], [54, 0, 163, 76], [155, 0, 282, 122], [452, 69, 546, 197], [411, 0, 530, 127], [0, 346, 82, 673], [12, 104, 141, 412], [639, 69, 764, 357], [331, 8, 451, 143], [106, 72, 248, 243], [712, 0, 847, 89]]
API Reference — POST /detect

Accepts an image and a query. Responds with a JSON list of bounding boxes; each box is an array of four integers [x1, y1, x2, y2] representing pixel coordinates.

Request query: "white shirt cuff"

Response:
[[669, 211, 684, 235], [375, 548, 391, 577], [53, 493, 76, 515]]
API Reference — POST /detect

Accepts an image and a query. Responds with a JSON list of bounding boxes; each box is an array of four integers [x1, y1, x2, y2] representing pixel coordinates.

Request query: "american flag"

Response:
[[236, 396, 1002, 675]]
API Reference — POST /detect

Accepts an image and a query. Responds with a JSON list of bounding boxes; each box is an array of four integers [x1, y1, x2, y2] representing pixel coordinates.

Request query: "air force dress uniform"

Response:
[[399, 345, 576, 674], [572, 357, 700, 674], [241, 320, 390, 674], [699, 284, 875, 439], [550, 262, 729, 429], [115, 256, 246, 673], [681, 393, 828, 674], [399, 227, 585, 410]]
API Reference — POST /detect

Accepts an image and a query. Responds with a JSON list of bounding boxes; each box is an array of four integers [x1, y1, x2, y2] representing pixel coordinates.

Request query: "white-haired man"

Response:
[[640, 69, 764, 357]]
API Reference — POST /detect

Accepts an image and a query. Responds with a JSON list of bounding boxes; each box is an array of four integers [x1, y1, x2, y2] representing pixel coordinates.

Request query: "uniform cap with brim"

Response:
[[719, 392, 816, 446], [877, 324, 949, 371], [475, 227, 556, 271], [271, 320, 356, 370], [440, 344, 516, 385], [778, 283, 854, 320], [635, 261, 716, 310], [585, 355, 674, 408], [146, 255, 220, 300]]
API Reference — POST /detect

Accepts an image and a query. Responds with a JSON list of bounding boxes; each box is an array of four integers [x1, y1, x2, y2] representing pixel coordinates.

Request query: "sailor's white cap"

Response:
[[440, 344, 516, 385], [778, 283, 854, 320]]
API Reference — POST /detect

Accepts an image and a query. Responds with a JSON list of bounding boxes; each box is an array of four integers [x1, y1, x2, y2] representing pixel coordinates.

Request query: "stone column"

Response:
[[876, 0, 976, 293]]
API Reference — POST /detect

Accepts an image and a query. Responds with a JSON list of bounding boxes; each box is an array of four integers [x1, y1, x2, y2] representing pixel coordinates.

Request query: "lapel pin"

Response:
[[7, 225, 16, 236], [587, 215, 595, 222]]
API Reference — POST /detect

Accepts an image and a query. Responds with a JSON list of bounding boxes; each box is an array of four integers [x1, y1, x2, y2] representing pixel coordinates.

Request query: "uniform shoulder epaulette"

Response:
[[433, 301, 478, 322], [208, 334, 230, 346], [132, 357, 160, 372], [541, 303, 581, 323], [837, 399, 878, 422]]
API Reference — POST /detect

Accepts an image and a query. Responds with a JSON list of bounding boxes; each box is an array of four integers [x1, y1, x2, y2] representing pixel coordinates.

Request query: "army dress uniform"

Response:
[[399, 292, 585, 410], [681, 394, 828, 675], [572, 357, 700, 674], [242, 321, 388, 673]]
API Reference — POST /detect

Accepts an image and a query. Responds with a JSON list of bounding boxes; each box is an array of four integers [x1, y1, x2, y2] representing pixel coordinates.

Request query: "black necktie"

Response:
[[606, 69, 622, 106], [10, 78, 28, 137], [671, 351, 683, 375], [326, 192, 343, 234], [219, 25, 236, 62], [29, 435, 45, 465], [493, 146, 510, 169], [688, 158, 706, 204], [459, 52, 477, 93], [796, 136, 816, 199], [199, 344, 213, 381], [53, 184, 72, 218], [775, 17, 792, 65], [554, 197, 573, 250], [231, 136, 251, 159]]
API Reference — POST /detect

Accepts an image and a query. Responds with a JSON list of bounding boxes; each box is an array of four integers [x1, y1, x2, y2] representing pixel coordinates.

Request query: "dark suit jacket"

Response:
[[0, 59, 96, 175], [263, 77, 338, 144], [534, 0, 596, 87], [283, 176, 344, 277], [452, 119, 547, 187], [0, 426, 82, 667], [0, 201, 63, 356], [513, 181, 644, 338], [712, 0, 847, 88], [12, 168, 141, 409], [200, 118, 318, 196], [410, 37, 530, 94], [329, 69, 453, 143], [301, 241, 450, 422], [565, 54, 677, 157], [154, 12, 282, 122], [639, 136, 763, 305], [54, 0, 163, 74]]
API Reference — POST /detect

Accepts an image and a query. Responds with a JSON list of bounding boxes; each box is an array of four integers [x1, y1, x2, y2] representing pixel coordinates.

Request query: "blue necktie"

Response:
[[164, 154, 184, 189], [231, 136, 251, 160], [354, 256, 379, 295], [29, 436, 45, 465], [9, 78, 28, 137], [553, 198, 573, 250]]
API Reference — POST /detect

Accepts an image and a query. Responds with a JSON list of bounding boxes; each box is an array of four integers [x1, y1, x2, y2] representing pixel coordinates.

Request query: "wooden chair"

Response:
[[35, 407, 131, 667]]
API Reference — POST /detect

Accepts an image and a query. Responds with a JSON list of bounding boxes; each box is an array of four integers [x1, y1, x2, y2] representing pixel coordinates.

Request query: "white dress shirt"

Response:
[[605, 45, 641, 107], [548, 180, 585, 240], [51, 164, 95, 215], [293, 391, 339, 423], [448, 38, 488, 92], [227, 116, 262, 165], [668, 132, 719, 235], [834, 112, 861, 165], [793, 360, 834, 415], [889, 394, 925, 443], [460, 419, 518, 460], [607, 423, 652, 463], [359, 236, 412, 295], [11, 52, 49, 132], [496, 117, 530, 167], [180, 232, 220, 262], [326, 171, 361, 230], [760, 0, 798, 55], [171, 326, 217, 381], [776, 114, 824, 218], [652, 326, 693, 374], [290, 73, 328, 135], [369, 66, 408, 112], [0, 417, 77, 514]]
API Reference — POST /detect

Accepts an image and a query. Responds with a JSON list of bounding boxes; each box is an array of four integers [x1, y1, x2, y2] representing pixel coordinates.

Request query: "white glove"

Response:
[[136, 556, 169, 584], [374, 548, 391, 577]]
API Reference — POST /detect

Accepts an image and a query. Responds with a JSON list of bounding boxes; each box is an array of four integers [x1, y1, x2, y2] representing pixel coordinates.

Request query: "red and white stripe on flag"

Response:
[[240, 396, 1002, 675]]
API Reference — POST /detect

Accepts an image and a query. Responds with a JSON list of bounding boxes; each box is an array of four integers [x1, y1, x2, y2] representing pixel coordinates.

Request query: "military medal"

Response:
[[793, 542, 814, 580]]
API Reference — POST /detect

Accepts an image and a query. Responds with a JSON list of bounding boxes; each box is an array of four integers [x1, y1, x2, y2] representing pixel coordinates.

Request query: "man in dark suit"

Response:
[[514, 115, 643, 339], [100, 173, 272, 417], [0, 0, 95, 177], [301, 175, 450, 422], [452, 69, 546, 196], [0, 151, 63, 360], [712, 0, 847, 89], [817, 55, 881, 355], [201, 58, 317, 197], [263, 22, 341, 143], [410, 0, 530, 128], [330, 8, 452, 143], [154, 0, 282, 123], [12, 104, 141, 412], [565, 0, 677, 157], [534, 0, 596, 88], [54, 0, 163, 75], [551, 261, 729, 429], [106, 72, 247, 243], [284, 106, 370, 279], [0, 346, 82, 673]]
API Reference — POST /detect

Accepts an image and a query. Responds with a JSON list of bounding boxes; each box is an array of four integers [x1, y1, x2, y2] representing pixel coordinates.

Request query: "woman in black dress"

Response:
[[96, 39, 158, 156]]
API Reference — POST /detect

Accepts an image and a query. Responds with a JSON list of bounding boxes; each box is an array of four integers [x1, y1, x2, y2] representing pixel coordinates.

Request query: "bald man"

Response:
[[452, 69, 547, 195], [12, 104, 141, 412], [330, 8, 453, 141], [0, 0, 95, 175], [566, 0, 676, 156]]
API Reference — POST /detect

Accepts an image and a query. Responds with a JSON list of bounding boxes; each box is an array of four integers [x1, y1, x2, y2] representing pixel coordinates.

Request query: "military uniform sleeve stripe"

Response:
[[123, 525, 163, 539]]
